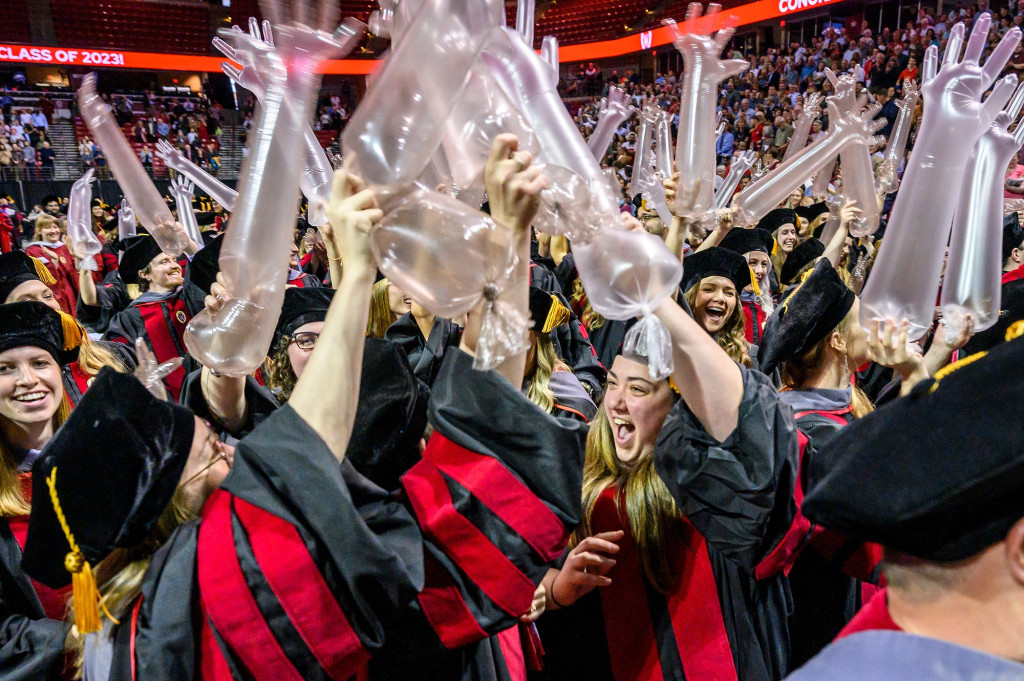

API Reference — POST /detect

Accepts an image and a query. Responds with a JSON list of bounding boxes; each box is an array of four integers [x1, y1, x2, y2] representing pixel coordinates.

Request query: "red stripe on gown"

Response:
[[197, 490, 304, 681], [836, 589, 900, 639], [233, 497, 369, 681], [591, 487, 737, 681], [424, 434, 568, 561]]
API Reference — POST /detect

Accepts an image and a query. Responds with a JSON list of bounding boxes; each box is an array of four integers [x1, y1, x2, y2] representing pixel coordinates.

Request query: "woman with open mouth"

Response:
[[536, 269, 801, 681], [0, 301, 86, 680], [758, 207, 799, 286], [681, 246, 759, 368], [366, 277, 413, 339]]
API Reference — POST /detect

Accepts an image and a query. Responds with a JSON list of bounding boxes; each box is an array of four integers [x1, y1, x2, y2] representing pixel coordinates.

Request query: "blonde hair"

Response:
[[367, 278, 398, 339], [0, 395, 72, 517], [684, 284, 752, 367], [575, 406, 681, 592], [265, 335, 297, 402], [525, 333, 571, 414], [780, 305, 875, 419], [67, 490, 194, 678], [33, 214, 61, 241], [77, 334, 126, 377], [571, 278, 605, 331]]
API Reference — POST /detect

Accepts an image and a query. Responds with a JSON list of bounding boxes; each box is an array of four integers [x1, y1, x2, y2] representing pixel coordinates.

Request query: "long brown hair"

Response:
[[264, 335, 297, 402], [780, 305, 874, 418], [684, 284, 752, 367], [574, 405, 681, 593]]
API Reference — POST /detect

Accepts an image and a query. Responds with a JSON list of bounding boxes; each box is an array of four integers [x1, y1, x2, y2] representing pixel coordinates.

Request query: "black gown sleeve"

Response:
[[654, 366, 800, 569], [177, 369, 280, 439], [0, 526, 70, 681], [401, 348, 587, 647]]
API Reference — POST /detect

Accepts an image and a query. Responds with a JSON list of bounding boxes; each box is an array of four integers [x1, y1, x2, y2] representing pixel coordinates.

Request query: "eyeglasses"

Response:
[[290, 331, 319, 351], [179, 421, 230, 488], [639, 214, 660, 224]]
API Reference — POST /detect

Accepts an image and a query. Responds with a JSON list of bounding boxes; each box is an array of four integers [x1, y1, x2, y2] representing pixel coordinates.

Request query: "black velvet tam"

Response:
[[0, 301, 77, 364], [780, 238, 825, 285], [529, 286, 571, 334], [0, 250, 44, 302], [22, 368, 196, 588], [719, 228, 776, 257], [756, 208, 797, 233], [274, 286, 335, 346], [682, 247, 753, 294], [802, 336, 1024, 562], [795, 202, 830, 224], [117, 235, 163, 285], [347, 338, 430, 492], [757, 260, 855, 375]]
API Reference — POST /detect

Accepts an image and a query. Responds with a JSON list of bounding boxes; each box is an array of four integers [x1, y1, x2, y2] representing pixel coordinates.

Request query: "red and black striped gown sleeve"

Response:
[[400, 348, 587, 650]]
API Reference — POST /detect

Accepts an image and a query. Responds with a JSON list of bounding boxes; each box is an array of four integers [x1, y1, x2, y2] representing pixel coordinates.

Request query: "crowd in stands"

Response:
[[0, 92, 57, 181]]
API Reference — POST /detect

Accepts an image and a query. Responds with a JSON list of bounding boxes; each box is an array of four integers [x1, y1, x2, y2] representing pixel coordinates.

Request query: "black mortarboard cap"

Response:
[[682, 247, 754, 294], [0, 250, 55, 302], [187, 233, 223, 295], [22, 368, 195, 588], [529, 286, 572, 334], [117, 235, 163, 286], [780, 238, 825, 285], [756, 207, 797, 233], [719, 228, 777, 257], [274, 287, 335, 346], [346, 338, 430, 492], [757, 259, 855, 375], [0, 301, 79, 364], [795, 202, 830, 224], [802, 335, 1024, 562], [1003, 212, 1024, 263]]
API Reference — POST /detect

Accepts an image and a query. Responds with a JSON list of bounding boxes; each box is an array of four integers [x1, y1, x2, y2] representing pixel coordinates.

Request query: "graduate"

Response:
[[0, 302, 80, 680], [679, 246, 759, 367], [100, 235, 205, 401], [787, 334, 1024, 680], [1001, 212, 1024, 284], [24, 214, 79, 317], [718, 228, 777, 345], [534, 252, 800, 681], [1, 251, 132, 404]]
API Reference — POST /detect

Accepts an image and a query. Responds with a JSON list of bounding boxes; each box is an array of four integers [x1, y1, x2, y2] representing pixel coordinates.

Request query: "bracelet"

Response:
[[327, 254, 343, 262], [548, 574, 571, 609]]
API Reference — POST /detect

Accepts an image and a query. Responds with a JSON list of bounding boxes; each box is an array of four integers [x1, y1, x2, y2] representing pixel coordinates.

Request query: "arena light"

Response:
[[0, 0, 845, 74]]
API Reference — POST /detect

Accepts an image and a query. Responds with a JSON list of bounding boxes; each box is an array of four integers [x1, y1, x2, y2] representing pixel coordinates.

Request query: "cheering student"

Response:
[[97, 234, 204, 401], [787, 334, 1024, 680], [759, 207, 799, 283], [680, 247, 759, 367], [366, 277, 412, 338], [0, 251, 132, 404], [756, 260, 969, 666], [24, 214, 78, 316], [718, 228, 776, 345], [535, 227, 801, 681], [0, 303, 87, 680]]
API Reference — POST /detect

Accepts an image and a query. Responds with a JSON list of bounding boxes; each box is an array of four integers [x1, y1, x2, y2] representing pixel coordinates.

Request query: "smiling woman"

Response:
[[0, 301, 78, 681]]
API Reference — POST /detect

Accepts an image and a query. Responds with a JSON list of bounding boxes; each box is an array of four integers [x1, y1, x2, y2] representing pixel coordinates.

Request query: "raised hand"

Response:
[[133, 337, 182, 401], [156, 139, 238, 211], [169, 177, 204, 246], [117, 198, 136, 240]]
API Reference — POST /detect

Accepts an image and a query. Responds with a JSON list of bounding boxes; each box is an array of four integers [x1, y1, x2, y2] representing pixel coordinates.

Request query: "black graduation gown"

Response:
[[0, 519, 70, 681], [177, 369, 280, 439], [102, 283, 204, 402], [384, 314, 462, 387], [76, 270, 130, 335], [110, 349, 586, 681], [536, 367, 800, 681]]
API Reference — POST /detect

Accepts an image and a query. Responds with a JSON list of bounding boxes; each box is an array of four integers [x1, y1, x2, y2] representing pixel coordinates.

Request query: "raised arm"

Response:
[[287, 165, 381, 462]]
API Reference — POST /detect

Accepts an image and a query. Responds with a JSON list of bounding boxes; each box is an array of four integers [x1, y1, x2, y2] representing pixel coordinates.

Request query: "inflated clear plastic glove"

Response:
[[666, 4, 748, 218], [78, 74, 188, 255], [185, 0, 363, 376], [67, 168, 102, 264], [155, 139, 238, 212], [782, 92, 823, 162], [117, 198, 136, 240], [169, 176, 204, 246], [874, 80, 920, 196], [628, 102, 660, 199], [713, 149, 756, 210], [860, 17, 1020, 338], [942, 83, 1024, 339], [587, 86, 636, 161]]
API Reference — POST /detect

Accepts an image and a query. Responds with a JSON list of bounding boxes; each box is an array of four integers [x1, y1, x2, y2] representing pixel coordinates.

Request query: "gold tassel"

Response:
[[541, 295, 571, 334], [929, 350, 988, 392], [59, 313, 85, 350], [30, 256, 56, 285], [748, 266, 761, 297], [1006, 320, 1024, 342], [45, 467, 118, 634]]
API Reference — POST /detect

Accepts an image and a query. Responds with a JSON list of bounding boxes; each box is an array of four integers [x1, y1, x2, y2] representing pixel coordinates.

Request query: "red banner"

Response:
[[0, 0, 846, 73]]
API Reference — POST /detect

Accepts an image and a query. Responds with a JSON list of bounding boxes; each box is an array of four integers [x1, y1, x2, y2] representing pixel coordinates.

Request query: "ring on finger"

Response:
[[511, 152, 527, 172]]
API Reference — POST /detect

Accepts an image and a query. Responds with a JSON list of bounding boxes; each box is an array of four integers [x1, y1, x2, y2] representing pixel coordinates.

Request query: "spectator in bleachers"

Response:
[[139, 144, 153, 173], [78, 137, 94, 169], [38, 142, 54, 180], [18, 110, 31, 127], [31, 109, 48, 131]]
